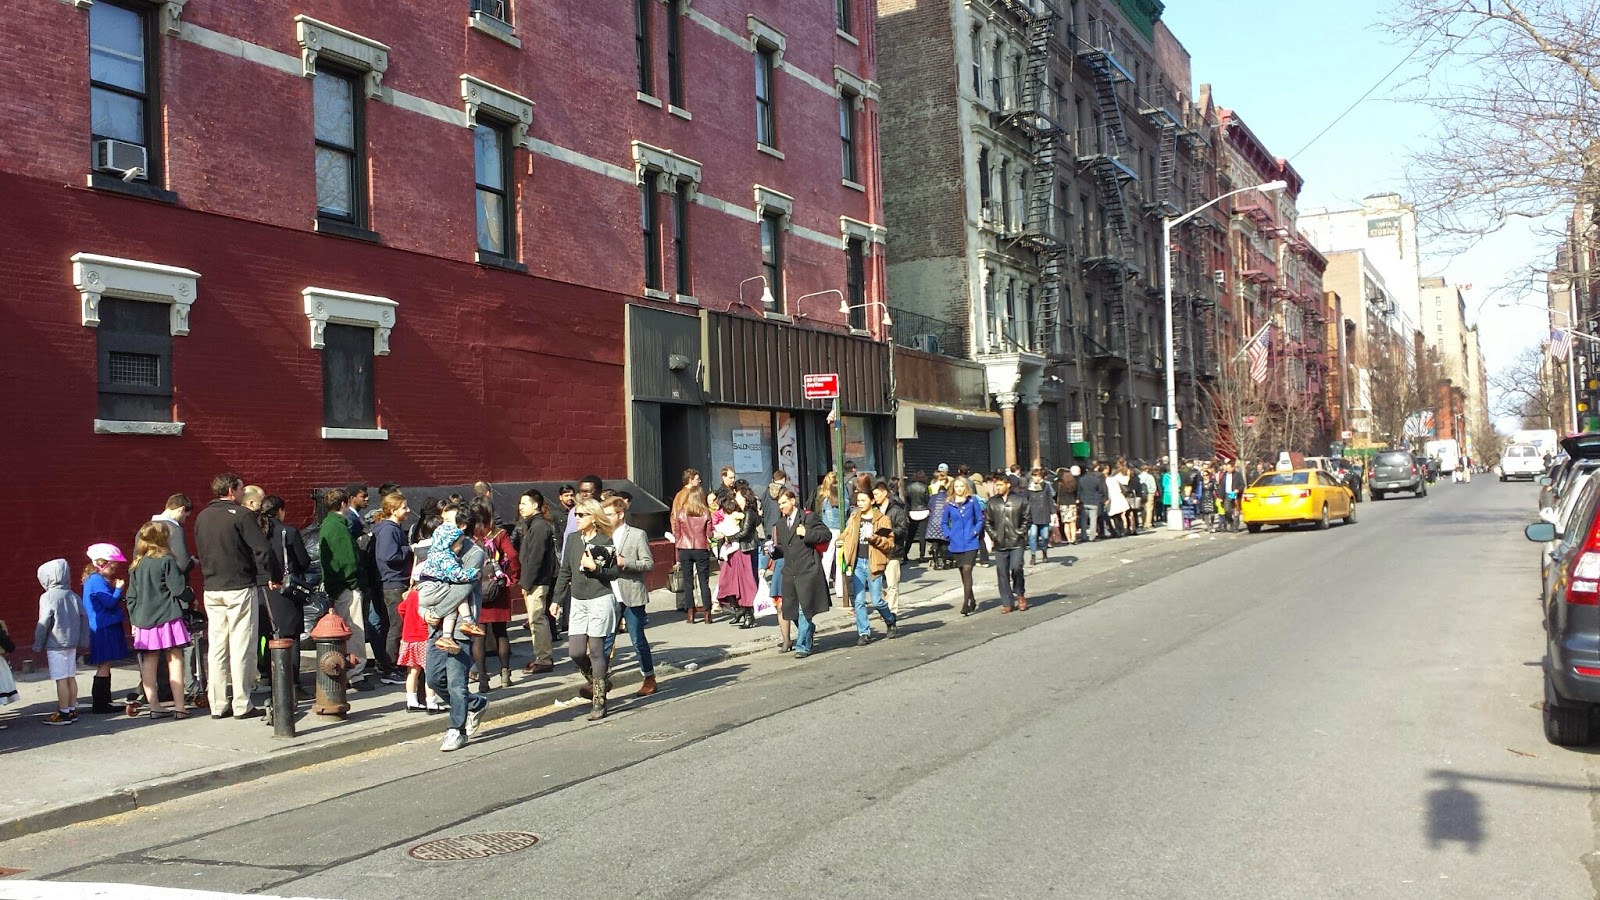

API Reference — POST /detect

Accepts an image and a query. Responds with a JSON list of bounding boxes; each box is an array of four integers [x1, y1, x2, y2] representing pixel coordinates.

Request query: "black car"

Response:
[[1330, 457, 1364, 503], [1523, 432, 1600, 745], [1368, 449, 1427, 500]]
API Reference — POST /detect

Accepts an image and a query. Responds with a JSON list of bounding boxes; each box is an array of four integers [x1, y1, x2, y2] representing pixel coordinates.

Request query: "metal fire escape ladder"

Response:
[[1002, 2, 1067, 357], [1075, 18, 1136, 369]]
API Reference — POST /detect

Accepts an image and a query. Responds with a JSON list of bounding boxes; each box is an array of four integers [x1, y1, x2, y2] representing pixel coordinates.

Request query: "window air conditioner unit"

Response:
[[472, 0, 508, 20], [980, 204, 994, 223], [912, 334, 941, 354], [1151, 406, 1164, 420], [94, 139, 147, 180]]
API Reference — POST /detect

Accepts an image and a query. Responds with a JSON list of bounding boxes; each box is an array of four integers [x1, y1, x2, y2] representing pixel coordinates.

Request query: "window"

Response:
[[755, 47, 777, 147], [314, 66, 365, 226], [674, 183, 692, 295], [666, 2, 685, 108], [1000, 160, 1011, 229], [98, 297, 171, 423], [990, 41, 1002, 106], [635, 0, 654, 96], [971, 29, 982, 96], [642, 175, 662, 291], [846, 237, 866, 329], [323, 323, 377, 430], [760, 211, 784, 312], [474, 121, 514, 259], [1010, 56, 1023, 110], [839, 93, 858, 183], [89, 1, 156, 179]]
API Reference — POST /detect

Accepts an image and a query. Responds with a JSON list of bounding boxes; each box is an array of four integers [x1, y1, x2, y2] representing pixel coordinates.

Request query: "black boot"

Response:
[[91, 674, 116, 714]]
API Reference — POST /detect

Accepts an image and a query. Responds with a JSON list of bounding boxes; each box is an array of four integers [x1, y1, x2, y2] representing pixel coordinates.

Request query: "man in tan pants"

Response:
[[515, 490, 558, 674], [192, 473, 276, 719]]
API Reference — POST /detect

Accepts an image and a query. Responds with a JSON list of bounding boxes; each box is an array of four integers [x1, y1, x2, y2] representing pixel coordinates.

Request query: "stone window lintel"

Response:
[[302, 286, 397, 356], [461, 75, 535, 148], [747, 15, 786, 61], [631, 141, 702, 191], [72, 252, 200, 336], [295, 15, 390, 98], [754, 185, 794, 222]]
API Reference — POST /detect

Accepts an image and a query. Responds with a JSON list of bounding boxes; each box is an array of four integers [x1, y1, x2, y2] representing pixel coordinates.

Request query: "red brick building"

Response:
[[0, 0, 887, 628]]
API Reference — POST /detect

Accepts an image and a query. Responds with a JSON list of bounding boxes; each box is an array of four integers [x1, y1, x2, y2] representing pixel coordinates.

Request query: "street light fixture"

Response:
[[1162, 179, 1288, 531], [737, 275, 776, 312]]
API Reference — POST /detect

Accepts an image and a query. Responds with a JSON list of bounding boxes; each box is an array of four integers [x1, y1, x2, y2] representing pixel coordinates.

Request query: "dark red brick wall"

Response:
[[0, 0, 883, 631]]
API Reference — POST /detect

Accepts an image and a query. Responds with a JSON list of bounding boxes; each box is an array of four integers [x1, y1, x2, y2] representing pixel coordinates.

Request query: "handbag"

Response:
[[667, 563, 685, 594], [279, 529, 313, 604]]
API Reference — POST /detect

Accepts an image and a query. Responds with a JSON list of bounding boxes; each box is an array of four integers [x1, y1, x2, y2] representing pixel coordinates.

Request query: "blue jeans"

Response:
[[426, 639, 487, 734], [1028, 523, 1052, 552], [795, 606, 816, 655], [851, 559, 896, 635], [601, 604, 654, 677]]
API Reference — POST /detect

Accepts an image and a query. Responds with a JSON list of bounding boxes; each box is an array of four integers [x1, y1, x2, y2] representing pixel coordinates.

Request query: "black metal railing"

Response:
[[890, 307, 966, 358]]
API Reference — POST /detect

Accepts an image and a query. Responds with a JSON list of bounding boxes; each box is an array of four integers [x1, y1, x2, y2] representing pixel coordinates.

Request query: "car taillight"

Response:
[[1568, 551, 1600, 606], [1296, 490, 1310, 499], [1411, 465, 1418, 475]]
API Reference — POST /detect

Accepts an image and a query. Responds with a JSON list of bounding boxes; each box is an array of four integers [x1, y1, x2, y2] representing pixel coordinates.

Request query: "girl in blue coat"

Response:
[[941, 478, 985, 616], [82, 542, 129, 713]]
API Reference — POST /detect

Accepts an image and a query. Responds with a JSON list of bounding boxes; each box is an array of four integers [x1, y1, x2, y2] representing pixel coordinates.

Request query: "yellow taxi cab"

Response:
[[1241, 468, 1356, 533]]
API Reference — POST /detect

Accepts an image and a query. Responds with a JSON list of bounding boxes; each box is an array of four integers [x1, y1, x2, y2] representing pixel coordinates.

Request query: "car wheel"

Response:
[[1317, 504, 1330, 530], [1373, 490, 1384, 501], [1246, 523, 1262, 533], [1343, 504, 1357, 525], [1544, 671, 1595, 746]]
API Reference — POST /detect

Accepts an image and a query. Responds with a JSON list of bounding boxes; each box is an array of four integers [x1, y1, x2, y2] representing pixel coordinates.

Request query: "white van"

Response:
[[1500, 443, 1546, 481]]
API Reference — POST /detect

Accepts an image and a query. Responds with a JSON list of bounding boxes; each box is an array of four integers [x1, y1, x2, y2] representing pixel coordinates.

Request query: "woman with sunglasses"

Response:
[[552, 498, 622, 721]]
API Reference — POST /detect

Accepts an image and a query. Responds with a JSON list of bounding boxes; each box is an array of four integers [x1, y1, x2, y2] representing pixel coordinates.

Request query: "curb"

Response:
[[0, 529, 1188, 841]]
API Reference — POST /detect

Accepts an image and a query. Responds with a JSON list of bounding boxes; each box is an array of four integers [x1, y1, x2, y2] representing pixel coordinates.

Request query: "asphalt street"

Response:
[[2, 477, 1592, 899]]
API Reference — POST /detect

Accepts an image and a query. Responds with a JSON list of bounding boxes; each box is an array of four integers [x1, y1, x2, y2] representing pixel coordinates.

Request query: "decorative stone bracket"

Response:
[[632, 141, 702, 197], [462, 75, 535, 149], [295, 16, 390, 99], [302, 287, 397, 355], [72, 252, 200, 336]]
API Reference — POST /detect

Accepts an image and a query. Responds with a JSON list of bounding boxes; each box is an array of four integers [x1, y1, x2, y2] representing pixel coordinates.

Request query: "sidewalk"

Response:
[[0, 526, 1193, 839]]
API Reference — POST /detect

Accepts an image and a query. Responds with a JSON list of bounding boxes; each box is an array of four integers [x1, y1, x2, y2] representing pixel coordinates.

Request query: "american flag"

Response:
[[1551, 328, 1572, 362], [1248, 328, 1271, 383]]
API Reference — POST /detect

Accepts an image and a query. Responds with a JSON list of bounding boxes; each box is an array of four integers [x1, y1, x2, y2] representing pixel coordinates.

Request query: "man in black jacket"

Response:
[[514, 490, 558, 675], [192, 472, 276, 720], [1076, 463, 1109, 543], [983, 471, 1032, 613], [774, 489, 832, 658]]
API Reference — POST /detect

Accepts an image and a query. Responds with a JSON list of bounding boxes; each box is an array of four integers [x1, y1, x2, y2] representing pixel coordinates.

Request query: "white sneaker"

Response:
[[466, 697, 491, 737], [440, 730, 467, 752]]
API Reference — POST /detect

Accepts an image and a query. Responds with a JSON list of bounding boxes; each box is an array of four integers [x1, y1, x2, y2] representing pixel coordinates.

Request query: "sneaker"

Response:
[[856, 634, 873, 647], [425, 700, 448, 715], [466, 697, 491, 737], [43, 711, 75, 726], [459, 622, 486, 637], [440, 730, 467, 752], [434, 636, 461, 653], [380, 670, 407, 686], [886, 622, 899, 638]]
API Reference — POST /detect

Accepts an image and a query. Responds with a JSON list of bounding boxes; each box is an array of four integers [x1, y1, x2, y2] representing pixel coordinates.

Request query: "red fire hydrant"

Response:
[[309, 609, 352, 718]]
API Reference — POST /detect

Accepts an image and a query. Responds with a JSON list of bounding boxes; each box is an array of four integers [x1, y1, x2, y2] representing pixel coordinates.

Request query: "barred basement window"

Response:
[[108, 350, 160, 386]]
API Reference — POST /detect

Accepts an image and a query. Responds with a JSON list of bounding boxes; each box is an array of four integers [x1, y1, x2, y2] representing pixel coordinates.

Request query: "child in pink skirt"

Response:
[[125, 522, 193, 719]]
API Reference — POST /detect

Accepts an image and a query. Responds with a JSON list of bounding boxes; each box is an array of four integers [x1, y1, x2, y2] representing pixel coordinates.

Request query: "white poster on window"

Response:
[[776, 413, 800, 486], [733, 428, 765, 474]]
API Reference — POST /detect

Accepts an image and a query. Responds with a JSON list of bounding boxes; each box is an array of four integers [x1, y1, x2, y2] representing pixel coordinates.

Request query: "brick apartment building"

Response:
[[0, 0, 886, 627], [877, 0, 1255, 469]]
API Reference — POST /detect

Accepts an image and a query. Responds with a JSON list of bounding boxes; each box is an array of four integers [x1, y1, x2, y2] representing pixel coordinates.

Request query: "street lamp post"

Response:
[[1162, 180, 1288, 530]]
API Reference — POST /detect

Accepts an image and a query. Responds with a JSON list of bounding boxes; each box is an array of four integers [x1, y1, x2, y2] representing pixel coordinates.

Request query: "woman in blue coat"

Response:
[[940, 478, 985, 616]]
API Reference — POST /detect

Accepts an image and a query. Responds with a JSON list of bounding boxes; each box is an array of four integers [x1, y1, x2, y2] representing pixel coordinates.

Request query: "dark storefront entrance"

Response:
[[904, 424, 991, 476]]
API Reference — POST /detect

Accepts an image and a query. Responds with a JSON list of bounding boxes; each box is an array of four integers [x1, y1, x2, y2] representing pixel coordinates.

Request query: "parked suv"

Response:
[[1501, 443, 1546, 481], [1523, 433, 1600, 745], [1368, 449, 1427, 500]]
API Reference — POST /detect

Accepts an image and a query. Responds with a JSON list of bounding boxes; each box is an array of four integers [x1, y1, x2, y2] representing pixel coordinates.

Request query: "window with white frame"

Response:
[[72, 253, 200, 435], [302, 287, 397, 439]]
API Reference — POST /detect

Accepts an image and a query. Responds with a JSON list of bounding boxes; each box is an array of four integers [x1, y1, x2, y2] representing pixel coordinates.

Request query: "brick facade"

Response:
[[0, 0, 883, 630]]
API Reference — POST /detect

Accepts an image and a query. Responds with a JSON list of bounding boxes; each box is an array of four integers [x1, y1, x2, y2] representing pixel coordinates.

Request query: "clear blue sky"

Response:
[[1162, 0, 1552, 379]]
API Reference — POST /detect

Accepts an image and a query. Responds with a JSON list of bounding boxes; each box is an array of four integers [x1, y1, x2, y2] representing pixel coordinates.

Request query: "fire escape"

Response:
[[993, 0, 1065, 357], [1074, 18, 1138, 378]]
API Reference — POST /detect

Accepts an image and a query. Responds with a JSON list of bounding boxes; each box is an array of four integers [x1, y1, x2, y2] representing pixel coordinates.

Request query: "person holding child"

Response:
[[82, 543, 129, 714], [34, 559, 88, 725], [415, 502, 486, 655], [125, 522, 193, 719]]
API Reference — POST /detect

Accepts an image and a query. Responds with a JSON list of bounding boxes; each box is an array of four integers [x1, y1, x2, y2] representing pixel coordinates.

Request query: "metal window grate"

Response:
[[108, 351, 160, 386]]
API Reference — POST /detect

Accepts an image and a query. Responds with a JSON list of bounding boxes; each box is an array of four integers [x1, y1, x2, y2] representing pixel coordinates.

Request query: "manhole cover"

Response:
[[408, 832, 540, 861], [630, 731, 686, 743]]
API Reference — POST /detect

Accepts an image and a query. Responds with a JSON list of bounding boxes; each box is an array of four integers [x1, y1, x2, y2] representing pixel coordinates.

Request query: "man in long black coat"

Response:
[[773, 488, 832, 659]]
